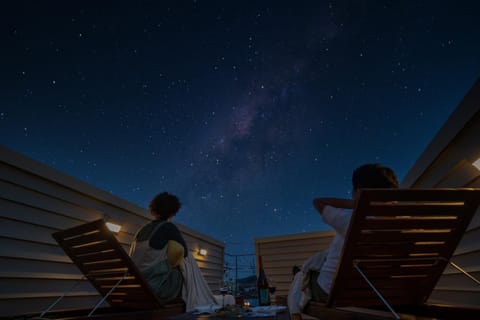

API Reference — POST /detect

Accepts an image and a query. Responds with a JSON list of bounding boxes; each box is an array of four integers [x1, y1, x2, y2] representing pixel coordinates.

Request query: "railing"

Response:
[[223, 253, 256, 296]]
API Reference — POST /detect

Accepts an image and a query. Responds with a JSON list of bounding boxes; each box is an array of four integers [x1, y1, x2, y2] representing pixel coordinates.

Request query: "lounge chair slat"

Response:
[[86, 268, 130, 276], [334, 296, 420, 307], [345, 267, 438, 280], [342, 266, 442, 278], [62, 230, 108, 247], [95, 278, 141, 286], [80, 260, 129, 271], [117, 301, 160, 309], [73, 250, 120, 263], [354, 243, 447, 256], [53, 219, 106, 240], [112, 294, 159, 301], [353, 257, 441, 266], [357, 231, 456, 243], [109, 288, 156, 296], [363, 204, 466, 217], [336, 288, 417, 299], [341, 277, 433, 289], [359, 217, 459, 230], [68, 241, 115, 255], [358, 188, 478, 202]]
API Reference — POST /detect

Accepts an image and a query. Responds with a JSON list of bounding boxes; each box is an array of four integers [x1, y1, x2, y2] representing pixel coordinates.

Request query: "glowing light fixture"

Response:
[[473, 158, 480, 171], [198, 248, 208, 256], [105, 222, 122, 233]]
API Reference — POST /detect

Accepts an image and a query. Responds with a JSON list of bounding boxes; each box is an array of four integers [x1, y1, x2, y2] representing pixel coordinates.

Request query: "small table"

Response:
[[167, 309, 291, 320]]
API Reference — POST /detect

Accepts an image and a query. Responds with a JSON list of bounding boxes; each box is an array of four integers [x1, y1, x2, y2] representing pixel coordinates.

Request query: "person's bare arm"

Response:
[[167, 240, 185, 267], [313, 198, 354, 214]]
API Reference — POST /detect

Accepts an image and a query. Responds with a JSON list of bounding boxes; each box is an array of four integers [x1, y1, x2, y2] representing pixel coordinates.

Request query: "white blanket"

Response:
[[287, 250, 328, 314], [180, 252, 218, 312]]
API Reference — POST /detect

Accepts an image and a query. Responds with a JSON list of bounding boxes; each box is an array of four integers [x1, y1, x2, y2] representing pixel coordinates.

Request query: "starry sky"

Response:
[[1, 1, 480, 273]]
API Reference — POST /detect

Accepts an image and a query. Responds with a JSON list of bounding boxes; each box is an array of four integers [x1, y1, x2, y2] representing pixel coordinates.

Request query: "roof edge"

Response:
[[401, 79, 480, 187]]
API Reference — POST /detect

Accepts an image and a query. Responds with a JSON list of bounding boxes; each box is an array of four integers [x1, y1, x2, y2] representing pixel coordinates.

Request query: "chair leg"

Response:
[[444, 259, 480, 286], [39, 276, 85, 318], [87, 272, 128, 317], [352, 260, 401, 320]]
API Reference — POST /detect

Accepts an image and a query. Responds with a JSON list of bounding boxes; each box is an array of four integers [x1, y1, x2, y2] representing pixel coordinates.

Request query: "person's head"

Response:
[[149, 192, 181, 220], [351, 163, 398, 198]]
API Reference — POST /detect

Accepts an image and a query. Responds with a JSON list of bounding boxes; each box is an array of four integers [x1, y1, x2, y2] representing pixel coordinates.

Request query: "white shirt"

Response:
[[317, 205, 352, 293]]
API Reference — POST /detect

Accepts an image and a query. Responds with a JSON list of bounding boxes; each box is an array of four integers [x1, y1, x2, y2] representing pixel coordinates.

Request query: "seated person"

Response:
[[130, 191, 218, 311], [130, 192, 187, 304], [288, 163, 399, 315]]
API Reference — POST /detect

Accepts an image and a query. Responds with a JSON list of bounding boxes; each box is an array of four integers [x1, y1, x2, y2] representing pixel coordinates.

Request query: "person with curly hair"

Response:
[[130, 192, 218, 311], [130, 192, 187, 304]]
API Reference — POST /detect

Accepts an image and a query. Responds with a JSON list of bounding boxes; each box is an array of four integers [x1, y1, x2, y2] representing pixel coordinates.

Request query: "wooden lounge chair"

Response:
[[304, 188, 480, 320], [43, 219, 185, 318]]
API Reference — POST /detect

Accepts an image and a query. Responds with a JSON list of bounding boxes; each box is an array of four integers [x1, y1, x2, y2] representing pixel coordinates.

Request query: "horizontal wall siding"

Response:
[[410, 146, 480, 307], [185, 234, 225, 290], [0, 146, 224, 317], [255, 231, 335, 297], [401, 82, 480, 309], [0, 296, 107, 318]]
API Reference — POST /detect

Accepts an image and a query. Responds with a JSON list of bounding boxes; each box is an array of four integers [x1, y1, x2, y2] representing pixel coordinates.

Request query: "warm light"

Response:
[[473, 158, 480, 171], [105, 222, 122, 233], [243, 301, 250, 308], [198, 248, 207, 256]]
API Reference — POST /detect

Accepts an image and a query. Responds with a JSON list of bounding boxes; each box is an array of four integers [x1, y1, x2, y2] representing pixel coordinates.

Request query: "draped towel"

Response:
[[287, 250, 328, 314], [180, 252, 217, 312]]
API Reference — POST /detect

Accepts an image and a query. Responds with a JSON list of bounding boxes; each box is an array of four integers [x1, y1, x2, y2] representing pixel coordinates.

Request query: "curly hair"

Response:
[[352, 163, 399, 191], [148, 192, 181, 220]]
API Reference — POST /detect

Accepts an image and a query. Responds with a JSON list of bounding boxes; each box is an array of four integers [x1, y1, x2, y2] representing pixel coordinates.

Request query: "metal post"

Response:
[[353, 260, 400, 320], [224, 252, 256, 297], [88, 272, 127, 317], [39, 276, 85, 318], [439, 257, 480, 286], [235, 255, 238, 296]]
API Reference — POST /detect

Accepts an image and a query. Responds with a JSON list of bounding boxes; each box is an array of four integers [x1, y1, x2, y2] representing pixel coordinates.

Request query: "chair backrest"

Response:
[[328, 188, 480, 308], [52, 219, 163, 309]]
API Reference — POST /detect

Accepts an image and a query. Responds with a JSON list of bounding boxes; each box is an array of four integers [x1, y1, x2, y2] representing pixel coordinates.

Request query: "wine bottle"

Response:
[[257, 255, 270, 306]]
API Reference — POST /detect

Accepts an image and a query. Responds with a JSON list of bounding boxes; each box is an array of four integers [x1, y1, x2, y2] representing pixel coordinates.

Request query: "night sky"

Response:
[[1, 1, 480, 273]]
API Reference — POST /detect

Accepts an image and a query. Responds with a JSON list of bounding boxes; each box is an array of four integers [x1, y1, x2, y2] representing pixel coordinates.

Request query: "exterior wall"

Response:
[[254, 230, 335, 297], [401, 79, 480, 307], [0, 145, 224, 317]]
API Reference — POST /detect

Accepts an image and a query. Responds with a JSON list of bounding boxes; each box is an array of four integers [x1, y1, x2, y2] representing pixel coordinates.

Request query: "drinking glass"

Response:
[[268, 279, 277, 305]]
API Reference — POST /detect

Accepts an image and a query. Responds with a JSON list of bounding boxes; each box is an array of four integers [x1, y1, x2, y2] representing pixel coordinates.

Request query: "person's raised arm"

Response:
[[313, 198, 354, 214], [313, 198, 354, 236]]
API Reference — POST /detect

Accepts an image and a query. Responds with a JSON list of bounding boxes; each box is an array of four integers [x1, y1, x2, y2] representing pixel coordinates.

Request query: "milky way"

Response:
[[1, 1, 480, 276]]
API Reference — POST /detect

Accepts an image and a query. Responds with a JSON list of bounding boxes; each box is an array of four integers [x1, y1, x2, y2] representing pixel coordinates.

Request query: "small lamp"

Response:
[[473, 158, 480, 171], [198, 248, 208, 256], [105, 222, 122, 233]]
